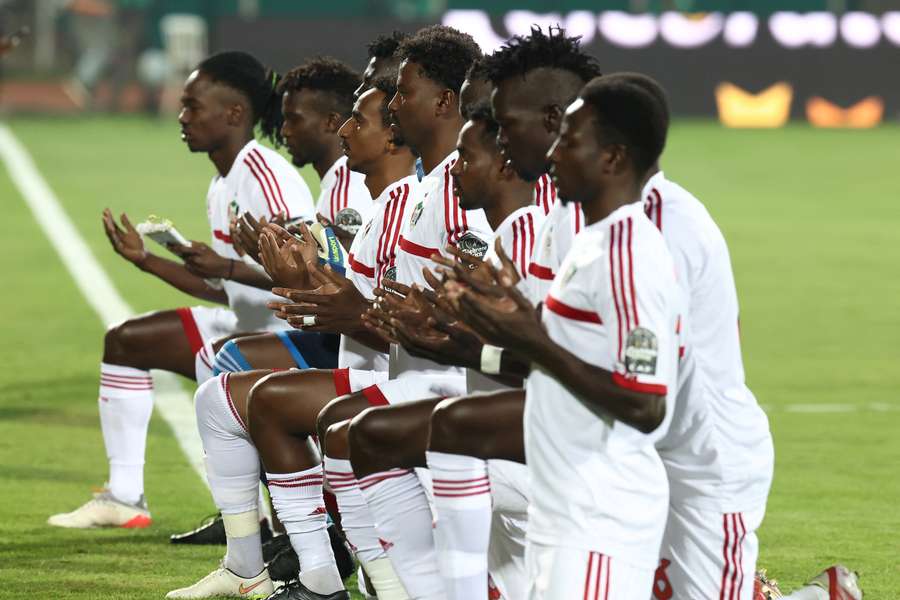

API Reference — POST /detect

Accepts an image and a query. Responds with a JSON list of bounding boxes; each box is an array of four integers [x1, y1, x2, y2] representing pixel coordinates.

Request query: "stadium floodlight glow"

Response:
[[598, 11, 658, 48], [723, 12, 758, 47], [841, 12, 881, 48], [442, 10, 507, 53], [880, 12, 900, 45], [504, 10, 564, 38], [658, 12, 724, 48], [768, 12, 838, 48]]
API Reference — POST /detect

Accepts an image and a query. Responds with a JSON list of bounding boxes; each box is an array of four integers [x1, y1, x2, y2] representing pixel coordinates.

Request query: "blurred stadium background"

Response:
[[1, 2, 898, 599]]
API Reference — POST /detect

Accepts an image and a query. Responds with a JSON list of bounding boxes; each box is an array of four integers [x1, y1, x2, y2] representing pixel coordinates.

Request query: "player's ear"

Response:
[[497, 156, 517, 181], [435, 89, 455, 117], [324, 112, 344, 134], [227, 101, 246, 127], [544, 104, 563, 135], [604, 143, 628, 175]]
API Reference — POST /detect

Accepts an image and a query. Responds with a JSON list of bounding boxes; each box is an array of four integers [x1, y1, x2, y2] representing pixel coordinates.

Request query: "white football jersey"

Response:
[[533, 173, 557, 215], [206, 139, 315, 332], [340, 175, 418, 371], [316, 155, 374, 236], [390, 152, 493, 379], [466, 204, 545, 393], [524, 202, 681, 570], [643, 171, 773, 512], [525, 195, 584, 305]]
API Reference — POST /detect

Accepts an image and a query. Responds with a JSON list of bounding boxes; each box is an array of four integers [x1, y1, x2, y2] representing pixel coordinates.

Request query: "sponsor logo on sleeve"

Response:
[[624, 327, 659, 376]]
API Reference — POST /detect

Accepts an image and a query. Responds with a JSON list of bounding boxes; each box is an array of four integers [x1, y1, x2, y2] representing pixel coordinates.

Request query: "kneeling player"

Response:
[[49, 51, 314, 530]]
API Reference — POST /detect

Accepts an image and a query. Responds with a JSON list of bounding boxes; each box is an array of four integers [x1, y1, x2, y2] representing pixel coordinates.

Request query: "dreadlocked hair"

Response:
[[278, 57, 361, 120], [397, 25, 483, 94], [466, 102, 500, 147], [197, 51, 284, 146], [367, 31, 409, 59], [484, 26, 601, 87]]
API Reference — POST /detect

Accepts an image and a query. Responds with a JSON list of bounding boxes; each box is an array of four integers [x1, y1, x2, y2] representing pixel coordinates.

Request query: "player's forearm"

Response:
[[228, 260, 274, 290], [138, 254, 228, 304], [526, 336, 665, 433]]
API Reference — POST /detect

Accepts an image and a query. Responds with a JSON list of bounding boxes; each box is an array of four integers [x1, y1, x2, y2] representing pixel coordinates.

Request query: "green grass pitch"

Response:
[[1, 116, 898, 598]]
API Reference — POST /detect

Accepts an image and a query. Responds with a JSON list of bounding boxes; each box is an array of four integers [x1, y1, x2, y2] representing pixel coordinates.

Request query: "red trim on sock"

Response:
[[333, 368, 351, 397], [362, 384, 389, 406]]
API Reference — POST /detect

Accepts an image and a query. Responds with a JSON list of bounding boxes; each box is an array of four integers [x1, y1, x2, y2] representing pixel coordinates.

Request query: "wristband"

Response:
[[480, 344, 504, 375]]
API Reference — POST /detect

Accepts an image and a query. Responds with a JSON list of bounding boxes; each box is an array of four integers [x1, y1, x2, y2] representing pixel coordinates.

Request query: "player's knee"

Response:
[[429, 397, 477, 453], [103, 320, 142, 365], [316, 395, 354, 443], [348, 408, 392, 476], [246, 373, 283, 427], [194, 375, 228, 434], [324, 421, 351, 458]]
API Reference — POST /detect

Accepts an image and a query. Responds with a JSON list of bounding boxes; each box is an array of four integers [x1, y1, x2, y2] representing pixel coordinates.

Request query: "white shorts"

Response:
[[332, 368, 388, 397], [526, 543, 655, 600], [653, 504, 765, 600], [487, 460, 528, 600], [178, 306, 239, 355], [362, 374, 467, 406]]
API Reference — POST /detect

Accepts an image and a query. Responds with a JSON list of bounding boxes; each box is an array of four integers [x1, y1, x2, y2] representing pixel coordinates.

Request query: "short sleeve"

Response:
[[597, 217, 677, 396]]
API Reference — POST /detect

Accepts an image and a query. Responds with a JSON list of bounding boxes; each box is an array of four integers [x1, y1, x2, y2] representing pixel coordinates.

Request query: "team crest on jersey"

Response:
[[334, 208, 363, 235], [560, 263, 578, 287], [228, 197, 240, 220], [624, 327, 659, 376], [383, 266, 397, 282], [456, 233, 489, 259], [409, 201, 425, 228]]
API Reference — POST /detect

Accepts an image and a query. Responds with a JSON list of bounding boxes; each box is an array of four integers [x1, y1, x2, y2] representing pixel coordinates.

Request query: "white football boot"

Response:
[[806, 564, 863, 600], [47, 491, 151, 529], [166, 565, 274, 599]]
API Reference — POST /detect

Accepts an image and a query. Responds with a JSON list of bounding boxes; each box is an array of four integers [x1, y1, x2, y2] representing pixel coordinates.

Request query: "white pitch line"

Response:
[[0, 124, 205, 482]]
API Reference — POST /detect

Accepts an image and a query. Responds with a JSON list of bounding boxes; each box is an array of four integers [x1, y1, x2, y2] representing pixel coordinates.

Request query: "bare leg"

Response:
[[103, 309, 198, 378], [430, 389, 526, 463]]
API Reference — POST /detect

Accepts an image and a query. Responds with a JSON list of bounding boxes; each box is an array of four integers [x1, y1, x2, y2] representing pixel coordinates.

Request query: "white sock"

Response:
[[324, 456, 409, 599], [98, 362, 153, 505], [223, 509, 265, 578], [359, 469, 446, 600], [782, 587, 829, 600], [195, 342, 215, 385], [266, 465, 344, 595], [426, 452, 492, 600], [195, 375, 264, 575]]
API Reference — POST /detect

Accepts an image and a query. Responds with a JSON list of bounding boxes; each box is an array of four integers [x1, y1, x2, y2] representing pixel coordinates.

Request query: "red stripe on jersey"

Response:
[[375, 188, 397, 277], [595, 553, 602, 600], [612, 372, 667, 395], [603, 555, 611, 600], [545, 295, 603, 324], [251, 149, 288, 217], [349, 253, 375, 278], [247, 151, 283, 217], [583, 552, 594, 600], [443, 165, 452, 243], [342, 164, 351, 210], [616, 221, 631, 332], [626, 218, 640, 325], [388, 185, 409, 262], [511, 219, 519, 268], [608, 224, 624, 360], [729, 514, 745, 600], [574, 204, 582, 233], [652, 188, 662, 230], [333, 368, 351, 397], [176, 307, 204, 355], [517, 216, 527, 277], [529, 262, 554, 280], [213, 229, 233, 244], [550, 179, 557, 207], [399, 235, 439, 260], [526, 212, 536, 259], [244, 156, 278, 217], [330, 168, 339, 222]]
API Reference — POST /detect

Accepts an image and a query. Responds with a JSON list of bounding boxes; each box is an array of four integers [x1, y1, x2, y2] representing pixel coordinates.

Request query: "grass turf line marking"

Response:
[[0, 124, 206, 482]]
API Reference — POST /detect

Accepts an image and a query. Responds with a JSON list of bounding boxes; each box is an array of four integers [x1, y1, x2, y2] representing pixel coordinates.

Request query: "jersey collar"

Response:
[[640, 170, 666, 201], [320, 156, 348, 192]]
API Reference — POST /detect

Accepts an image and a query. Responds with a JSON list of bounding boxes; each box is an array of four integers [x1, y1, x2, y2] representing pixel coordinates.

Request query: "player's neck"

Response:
[[210, 134, 253, 177], [418, 118, 464, 174], [484, 182, 533, 231], [364, 154, 416, 200], [582, 181, 642, 226], [313, 144, 344, 180]]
